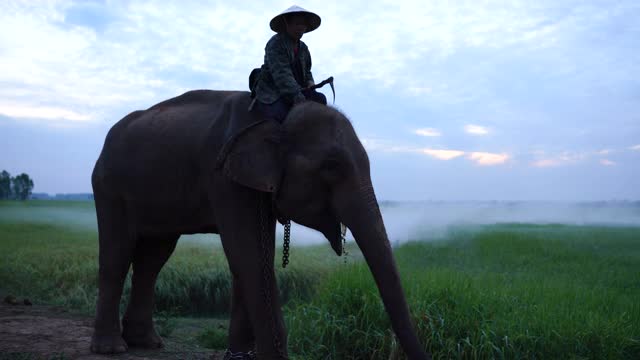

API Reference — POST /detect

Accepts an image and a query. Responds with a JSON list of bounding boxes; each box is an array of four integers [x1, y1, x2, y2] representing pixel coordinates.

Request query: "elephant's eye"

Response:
[[321, 156, 345, 183], [325, 158, 340, 172]]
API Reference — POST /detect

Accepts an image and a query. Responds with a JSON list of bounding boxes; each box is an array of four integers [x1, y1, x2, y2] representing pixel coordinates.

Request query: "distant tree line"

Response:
[[0, 170, 34, 201]]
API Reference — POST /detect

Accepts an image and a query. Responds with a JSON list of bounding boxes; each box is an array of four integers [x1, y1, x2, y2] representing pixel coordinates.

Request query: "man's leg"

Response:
[[255, 99, 290, 124]]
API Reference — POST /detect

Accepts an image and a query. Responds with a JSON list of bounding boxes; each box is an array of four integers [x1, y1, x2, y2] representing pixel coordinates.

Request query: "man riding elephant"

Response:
[[89, 4, 431, 360], [252, 5, 327, 124]]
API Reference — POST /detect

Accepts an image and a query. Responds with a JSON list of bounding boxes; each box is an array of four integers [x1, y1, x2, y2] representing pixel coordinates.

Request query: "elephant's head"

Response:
[[223, 102, 429, 359]]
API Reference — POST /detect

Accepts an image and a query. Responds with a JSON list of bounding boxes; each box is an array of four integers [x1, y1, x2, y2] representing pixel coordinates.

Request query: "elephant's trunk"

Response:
[[339, 182, 430, 360]]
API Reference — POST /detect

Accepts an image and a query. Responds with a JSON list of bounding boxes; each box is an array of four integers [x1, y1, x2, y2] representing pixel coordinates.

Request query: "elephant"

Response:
[[90, 89, 431, 360]]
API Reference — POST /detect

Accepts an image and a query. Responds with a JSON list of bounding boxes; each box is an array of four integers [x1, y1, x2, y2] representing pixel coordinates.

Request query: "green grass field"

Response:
[[1, 200, 639, 359]]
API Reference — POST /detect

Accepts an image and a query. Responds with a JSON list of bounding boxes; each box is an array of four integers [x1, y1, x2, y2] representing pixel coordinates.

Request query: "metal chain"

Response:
[[224, 349, 257, 360], [342, 232, 349, 264], [282, 220, 290, 268], [258, 194, 288, 360], [341, 223, 349, 264]]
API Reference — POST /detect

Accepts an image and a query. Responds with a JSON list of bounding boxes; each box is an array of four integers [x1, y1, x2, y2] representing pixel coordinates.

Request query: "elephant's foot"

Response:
[[90, 333, 128, 354], [122, 320, 164, 349]]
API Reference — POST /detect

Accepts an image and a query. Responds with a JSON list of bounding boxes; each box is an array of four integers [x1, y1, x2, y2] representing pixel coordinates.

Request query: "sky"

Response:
[[0, 0, 638, 201]]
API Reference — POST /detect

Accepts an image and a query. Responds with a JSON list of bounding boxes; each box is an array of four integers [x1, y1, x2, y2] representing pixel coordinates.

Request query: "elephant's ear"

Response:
[[222, 120, 282, 192]]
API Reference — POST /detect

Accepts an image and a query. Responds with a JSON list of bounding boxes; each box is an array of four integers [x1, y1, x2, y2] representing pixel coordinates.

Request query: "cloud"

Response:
[[600, 159, 616, 166], [421, 149, 465, 160], [0, 1, 638, 200], [464, 124, 490, 136], [0, 104, 91, 122], [313, 0, 600, 95], [360, 138, 416, 153], [467, 152, 509, 166], [0, 1, 275, 127], [2, 0, 639, 129], [407, 87, 433, 96], [531, 159, 561, 168], [364, 137, 512, 165], [531, 152, 587, 167], [362, 138, 465, 160], [414, 128, 441, 137]]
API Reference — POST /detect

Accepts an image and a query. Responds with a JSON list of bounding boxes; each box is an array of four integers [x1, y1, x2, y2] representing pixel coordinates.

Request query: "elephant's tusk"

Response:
[[340, 223, 347, 238]]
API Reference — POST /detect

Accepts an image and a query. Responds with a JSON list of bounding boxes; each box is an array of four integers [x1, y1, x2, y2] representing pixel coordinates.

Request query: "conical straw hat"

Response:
[[270, 5, 321, 33]]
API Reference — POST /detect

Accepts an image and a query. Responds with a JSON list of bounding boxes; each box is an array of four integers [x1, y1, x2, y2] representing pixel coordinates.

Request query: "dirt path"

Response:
[[0, 302, 224, 360]]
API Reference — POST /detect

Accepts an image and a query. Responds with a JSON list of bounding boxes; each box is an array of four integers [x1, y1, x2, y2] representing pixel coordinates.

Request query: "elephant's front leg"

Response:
[[227, 274, 255, 353], [218, 191, 288, 359]]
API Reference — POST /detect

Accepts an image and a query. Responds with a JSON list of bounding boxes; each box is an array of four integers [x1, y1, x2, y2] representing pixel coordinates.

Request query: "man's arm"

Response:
[[266, 38, 305, 103], [304, 45, 315, 88]]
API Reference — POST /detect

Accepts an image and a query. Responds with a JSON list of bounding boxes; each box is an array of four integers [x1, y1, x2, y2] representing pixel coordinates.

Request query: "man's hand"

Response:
[[293, 93, 306, 104], [302, 80, 315, 91]]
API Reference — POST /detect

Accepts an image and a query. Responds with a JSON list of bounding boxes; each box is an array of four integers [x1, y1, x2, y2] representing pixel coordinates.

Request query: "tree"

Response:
[[11, 173, 34, 200], [0, 170, 11, 200]]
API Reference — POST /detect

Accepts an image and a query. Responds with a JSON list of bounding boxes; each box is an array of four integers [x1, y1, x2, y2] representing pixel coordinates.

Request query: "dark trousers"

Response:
[[256, 89, 327, 124]]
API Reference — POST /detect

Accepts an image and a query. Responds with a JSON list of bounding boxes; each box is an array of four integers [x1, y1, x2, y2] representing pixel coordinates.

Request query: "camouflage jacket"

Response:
[[254, 33, 315, 104]]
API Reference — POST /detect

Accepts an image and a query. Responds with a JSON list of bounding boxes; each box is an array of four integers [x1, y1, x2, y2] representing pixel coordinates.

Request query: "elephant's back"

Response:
[[147, 89, 239, 111], [93, 90, 251, 194], [103, 90, 247, 153], [124, 90, 244, 134]]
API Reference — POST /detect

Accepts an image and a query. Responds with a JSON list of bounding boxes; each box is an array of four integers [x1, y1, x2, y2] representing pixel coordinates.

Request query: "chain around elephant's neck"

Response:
[[271, 192, 292, 268], [223, 349, 257, 360], [282, 220, 291, 268]]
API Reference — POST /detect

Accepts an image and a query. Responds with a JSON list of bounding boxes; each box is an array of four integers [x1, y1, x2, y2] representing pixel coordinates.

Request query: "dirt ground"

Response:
[[0, 301, 225, 360]]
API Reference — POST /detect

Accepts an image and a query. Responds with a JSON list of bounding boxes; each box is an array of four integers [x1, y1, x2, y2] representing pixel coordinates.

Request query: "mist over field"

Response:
[[0, 202, 98, 229], [2, 201, 639, 359], [294, 201, 640, 245], [3, 200, 638, 246]]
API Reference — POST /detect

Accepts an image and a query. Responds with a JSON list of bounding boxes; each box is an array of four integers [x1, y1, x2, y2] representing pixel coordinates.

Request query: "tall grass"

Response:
[[0, 201, 340, 316], [0, 222, 98, 310], [2, 201, 639, 358], [286, 225, 640, 359]]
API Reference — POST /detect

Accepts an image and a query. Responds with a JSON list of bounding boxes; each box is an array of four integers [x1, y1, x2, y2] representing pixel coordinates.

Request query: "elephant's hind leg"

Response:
[[91, 194, 135, 354], [122, 234, 179, 349]]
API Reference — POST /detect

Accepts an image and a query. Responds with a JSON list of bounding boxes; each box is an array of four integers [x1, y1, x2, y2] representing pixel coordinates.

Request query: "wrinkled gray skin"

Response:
[[90, 90, 430, 359]]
